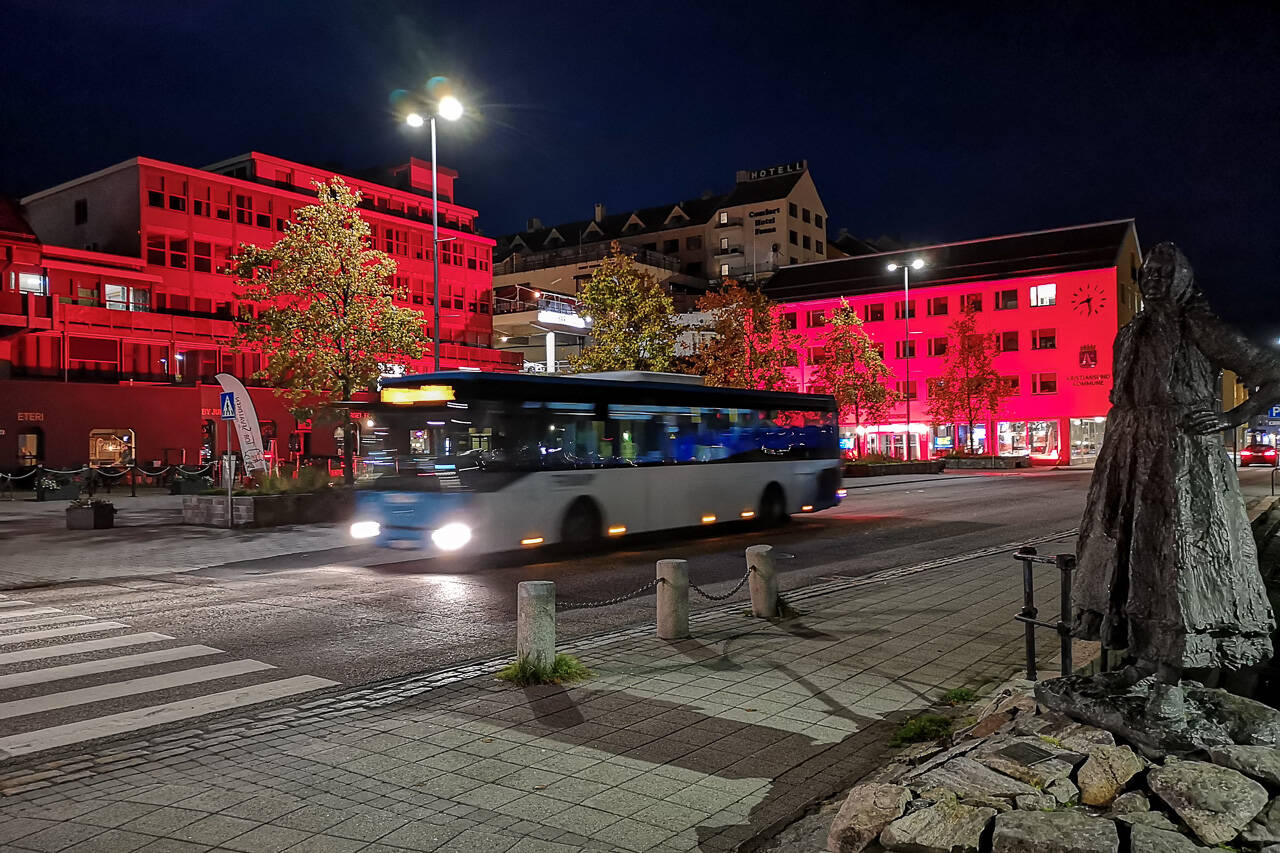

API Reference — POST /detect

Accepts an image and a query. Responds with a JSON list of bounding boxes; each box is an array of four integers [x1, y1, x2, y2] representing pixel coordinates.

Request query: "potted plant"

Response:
[[66, 498, 116, 530], [37, 474, 81, 501], [170, 471, 214, 495]]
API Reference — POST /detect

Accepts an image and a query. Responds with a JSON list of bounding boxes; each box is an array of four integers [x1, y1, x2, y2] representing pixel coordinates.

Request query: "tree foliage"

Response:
[[926, 304, 1013, 452], [231, 177, 429, 483], [570, 242, 679, 373], [691, 281, 799, 391], [809, 300, 899, 454]]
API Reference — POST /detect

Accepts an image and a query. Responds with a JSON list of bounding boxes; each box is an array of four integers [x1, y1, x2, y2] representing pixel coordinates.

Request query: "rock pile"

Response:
[[827, 680, 1280, 853]]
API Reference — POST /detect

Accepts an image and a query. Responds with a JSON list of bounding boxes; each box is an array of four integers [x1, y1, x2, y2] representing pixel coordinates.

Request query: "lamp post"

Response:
[[406, 93, 464, 372], [886, 258, 925, 460]]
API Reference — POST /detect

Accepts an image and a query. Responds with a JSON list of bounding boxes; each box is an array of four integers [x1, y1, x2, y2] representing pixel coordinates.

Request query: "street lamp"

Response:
[[406, 94, 464, 371], [886, 258, 925, 459]]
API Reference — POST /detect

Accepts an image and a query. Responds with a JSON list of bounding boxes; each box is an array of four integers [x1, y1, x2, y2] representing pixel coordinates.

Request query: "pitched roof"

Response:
[[763, 219, 1139, 302], [0, 197, 38, 241]]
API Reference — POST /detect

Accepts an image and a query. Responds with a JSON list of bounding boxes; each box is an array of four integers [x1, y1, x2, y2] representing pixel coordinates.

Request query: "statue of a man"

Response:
[[1073, 242, 1280, 697]]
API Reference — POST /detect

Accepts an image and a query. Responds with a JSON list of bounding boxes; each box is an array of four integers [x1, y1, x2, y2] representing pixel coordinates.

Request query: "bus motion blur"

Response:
[[349, 371, 844, 556]]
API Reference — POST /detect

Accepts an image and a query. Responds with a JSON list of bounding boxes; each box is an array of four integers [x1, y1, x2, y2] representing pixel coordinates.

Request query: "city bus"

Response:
[[349, 371, 843, 556]]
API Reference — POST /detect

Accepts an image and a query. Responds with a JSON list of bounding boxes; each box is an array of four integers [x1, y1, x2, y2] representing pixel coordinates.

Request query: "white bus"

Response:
[[349, 371, 843, 556]]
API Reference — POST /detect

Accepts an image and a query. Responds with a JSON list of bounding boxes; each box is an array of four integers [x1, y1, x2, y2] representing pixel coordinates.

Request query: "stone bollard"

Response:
[[747, 544, 778, 618], [517, 581, 556, 669], [656, 559, 690, 640]]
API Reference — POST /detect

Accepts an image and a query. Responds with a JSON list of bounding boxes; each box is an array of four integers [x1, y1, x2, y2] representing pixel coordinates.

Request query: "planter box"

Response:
[[845, 461, 945, 477], [67, 505, 115, 530], [943, 456, 1030, 470], [183, 490, 355, 528], [37, 483, 81, 501], [170, 479, 211, 495]]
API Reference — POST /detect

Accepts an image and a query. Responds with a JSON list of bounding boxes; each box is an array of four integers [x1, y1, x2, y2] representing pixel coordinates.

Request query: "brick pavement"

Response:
[[0, 541, 1070, 852]]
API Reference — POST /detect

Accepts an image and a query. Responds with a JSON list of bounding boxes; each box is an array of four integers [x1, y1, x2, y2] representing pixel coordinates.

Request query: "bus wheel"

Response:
[[759, 484, 789, 527], [561, 498, 603, 546]]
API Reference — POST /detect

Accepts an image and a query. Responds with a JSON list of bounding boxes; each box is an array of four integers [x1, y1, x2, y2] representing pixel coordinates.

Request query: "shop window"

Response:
[[17, 273, 47, 295], [1030, 283, 1056, 307], [1070, 417, 1107, 462], [927, 296, 948, 316], [74, 198, 88, 225], [894, 300, 916, 320], [1030, 420, 1060, 457], [998, 331, 1019, 352], [895, 340, 916, 359], [863, 303, 885, 322], [962, 293, 983, 312], [17, 427, 43, 466], [927, 337, 948, 356], [997, 421, 1029, 455], [807, 309, 826, 327], [1031, 372, 1058, 394], [1031, 329, 1057, 350], [89, 428, 136, 466], [994, 289, 1018, 310]]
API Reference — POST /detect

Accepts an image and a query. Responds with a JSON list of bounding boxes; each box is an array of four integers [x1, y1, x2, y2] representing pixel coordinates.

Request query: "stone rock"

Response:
[[902, 741, 982, 781], [1241, 796, 1280, 847], [1047, 778, 1078, 805], [915, 756, 1038, 799], [990, 809, 1119, 853], [1207, 744, 1280, 786], [1115, 811, 1180, 832], [1148, 759, 1269, 845], [959, 796, 1014, 813], [995, 692, 1039, 716], [970, 711, 1013, 739], [1055, 724, 1115, 754], [1129, 824, 1206, 853], [879, 799, 995, 853], [1013, 794, 1056, 811], [1077, 745, 1144, 806], [975, 738, 1075, 788], [827, 783, 912, 853], [1109, 790, 1149, 814]]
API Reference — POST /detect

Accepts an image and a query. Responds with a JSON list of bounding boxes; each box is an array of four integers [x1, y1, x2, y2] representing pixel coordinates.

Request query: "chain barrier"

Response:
[[0, 463, 215, 482], [557, 578, 662, 611], [0, 470, 38, 480], [689, 566, 753, 601]]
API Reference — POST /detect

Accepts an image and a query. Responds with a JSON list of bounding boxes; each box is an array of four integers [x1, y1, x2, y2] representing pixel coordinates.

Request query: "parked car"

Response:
[[1240, 443, 1278, 467]]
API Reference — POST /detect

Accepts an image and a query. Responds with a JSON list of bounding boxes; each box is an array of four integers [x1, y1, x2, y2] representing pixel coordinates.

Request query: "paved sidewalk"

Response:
[[0, 543, 1065, 852]]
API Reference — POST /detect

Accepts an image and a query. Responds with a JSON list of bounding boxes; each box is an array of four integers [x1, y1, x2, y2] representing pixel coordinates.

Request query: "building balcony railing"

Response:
[[714, 245, 744, 257], [709, 261, 782, 286], [714, 216, 743, 228], [493, 294, 581, 318], [495, 242, 680, 276]]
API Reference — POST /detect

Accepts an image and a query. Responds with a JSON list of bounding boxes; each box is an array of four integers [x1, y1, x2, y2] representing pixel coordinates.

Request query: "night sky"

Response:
[[4, 1, 1278, 341]]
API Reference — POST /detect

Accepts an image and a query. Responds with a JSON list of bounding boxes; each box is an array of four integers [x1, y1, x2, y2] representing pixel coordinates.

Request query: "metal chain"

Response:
[[689, 566, 753, 601], [0, 470, 37, 480], [557, 577, 662, 611]]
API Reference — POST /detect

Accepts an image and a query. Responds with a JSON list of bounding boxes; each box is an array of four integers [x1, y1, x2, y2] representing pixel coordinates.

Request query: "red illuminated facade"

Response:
[[764, 220, 1143, 465], [1, 153, 519, 469]]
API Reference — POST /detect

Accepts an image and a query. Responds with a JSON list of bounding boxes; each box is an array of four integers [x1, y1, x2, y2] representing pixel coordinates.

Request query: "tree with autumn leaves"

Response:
[[927, 304, 1014, 453], [571, 242, 679, 373], [808, 300, 899, 455], [231, 177, 429, 484], [691, 281, 800, 391]]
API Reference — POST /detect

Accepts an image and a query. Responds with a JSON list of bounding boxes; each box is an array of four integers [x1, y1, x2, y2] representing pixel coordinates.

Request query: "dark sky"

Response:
[[3, 1, 1278, 341]]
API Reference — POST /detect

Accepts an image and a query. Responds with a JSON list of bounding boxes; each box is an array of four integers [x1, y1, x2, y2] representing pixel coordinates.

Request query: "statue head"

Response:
[[1139, 242, 1196, 304]]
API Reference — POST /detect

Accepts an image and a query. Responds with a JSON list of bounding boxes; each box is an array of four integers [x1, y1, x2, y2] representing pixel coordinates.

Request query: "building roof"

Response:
[[763, 219, 1139, 302], [497, 171, 806, 260], [0, 196, 40, 241]]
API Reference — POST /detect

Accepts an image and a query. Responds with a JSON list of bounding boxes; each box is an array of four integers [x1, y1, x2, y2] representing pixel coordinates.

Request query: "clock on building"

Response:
[[1072, 283, 1107, 316]]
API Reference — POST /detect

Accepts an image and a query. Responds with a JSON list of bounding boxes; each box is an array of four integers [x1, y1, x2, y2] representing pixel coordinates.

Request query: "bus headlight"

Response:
[[431, 522, 472, 552], [350, 521, 381, 539]]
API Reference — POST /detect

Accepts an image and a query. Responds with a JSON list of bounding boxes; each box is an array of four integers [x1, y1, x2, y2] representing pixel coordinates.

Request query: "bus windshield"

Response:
[[357, 399, 837, 492]]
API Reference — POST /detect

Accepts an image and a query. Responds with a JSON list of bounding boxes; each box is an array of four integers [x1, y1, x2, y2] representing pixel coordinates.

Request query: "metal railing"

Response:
[[1012, 547, 1078, 680], [495, 243, 681, 275]]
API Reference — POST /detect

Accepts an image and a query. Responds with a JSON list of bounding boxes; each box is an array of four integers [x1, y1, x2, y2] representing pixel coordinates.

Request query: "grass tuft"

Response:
[[496, 653, 593, 686], [941, 687, 977, 706], [890, 713, 953, 746]]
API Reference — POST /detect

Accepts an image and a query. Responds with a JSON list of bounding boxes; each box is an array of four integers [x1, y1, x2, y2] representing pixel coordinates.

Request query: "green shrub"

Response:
[[849, 452, 902, 465], [496, 654, 592, 686], [942, 687, 977, 706], [890, 713, 953, 746]]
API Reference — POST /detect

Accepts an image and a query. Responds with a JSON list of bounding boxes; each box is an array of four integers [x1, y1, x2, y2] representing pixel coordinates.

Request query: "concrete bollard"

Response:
[[517, 580, 556, 669], [747, 544, 778, 618], [656, 559, 690, 639]]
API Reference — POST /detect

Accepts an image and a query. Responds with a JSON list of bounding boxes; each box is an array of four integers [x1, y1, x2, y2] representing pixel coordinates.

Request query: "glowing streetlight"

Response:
[[886, 258, 926, 460], [405, 112, 425, 128], [437, 95, 464, 122]]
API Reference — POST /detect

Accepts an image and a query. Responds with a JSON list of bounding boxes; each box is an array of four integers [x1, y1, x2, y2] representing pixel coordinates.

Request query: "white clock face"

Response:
[[1073, 284, 1107, 316]]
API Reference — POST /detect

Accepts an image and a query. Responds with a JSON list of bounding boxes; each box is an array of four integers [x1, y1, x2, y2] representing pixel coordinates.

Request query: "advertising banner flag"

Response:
[[214, 373, 268, 473]]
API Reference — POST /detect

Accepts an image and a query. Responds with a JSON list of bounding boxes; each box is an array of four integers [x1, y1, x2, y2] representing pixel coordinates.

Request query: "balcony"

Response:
[[713, 216, 743, 229], [0, 291, 54, 330], [714, 245, 744, 257], [495, 242, 680, 276]]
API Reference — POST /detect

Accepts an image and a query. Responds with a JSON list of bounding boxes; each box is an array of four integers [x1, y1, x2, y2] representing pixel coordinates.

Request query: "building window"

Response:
[[1002, 376, 1021, 394], [718, 211, 728, 224], [719, 236, 730, 250], [894, 300, 916, 320], [895, 340, 916, 359], [790, 256, 798, 265], [17, 272, 47, 295], [781, 312, 797, 329], [146, 235, 166, 266], [896, 380, 919, 399], [927, 296, 948, 316], [235, 194, 252, 224], [872, 342, 885, 358], [807, 309, 826, 327], [963, 293, 983, 312], [807, 347, 824, 365], [815, 213, 824, 229], [815, 240, 823, 253], [719, 263, 730, 277], [147, 189, 165, 208], [168, 192, 186, 212], [802, 235, 811, 250], [789, 202, 798, 217], [1031, 372, 1058, 394], [789, 230, 798, 245], [1030, 283, 1057, 307], [686, 236, 702, 250], [1031, 329, 1057, 350], [169, 238, 188, 269], [214, 191, 231, 221], [802, 208, 811, 224], [193, 241, 213, 273], [74, 199, 88, 225], [995, 289, 1018, 310], [863, 303, 885, 322], [255, 210, 271, 229], [998, 331, 1019, 352], [663, 239, 679, 253], [928, 337, 947, 356]]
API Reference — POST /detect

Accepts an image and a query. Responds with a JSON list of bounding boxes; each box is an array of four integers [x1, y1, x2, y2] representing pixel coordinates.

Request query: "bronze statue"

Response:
[[1073, 242, 1280, 694]]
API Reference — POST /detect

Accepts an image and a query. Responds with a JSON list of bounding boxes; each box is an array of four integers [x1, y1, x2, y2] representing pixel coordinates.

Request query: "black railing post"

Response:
[[1056, 553, 1075, 676], [130, 465, 137, 498], [1018, 547, 1038, 680]]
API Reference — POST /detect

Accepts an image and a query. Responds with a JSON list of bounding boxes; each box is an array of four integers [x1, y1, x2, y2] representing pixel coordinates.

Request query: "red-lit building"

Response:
[[763, 220, 1143, 466], [1, 153, 519, 469]]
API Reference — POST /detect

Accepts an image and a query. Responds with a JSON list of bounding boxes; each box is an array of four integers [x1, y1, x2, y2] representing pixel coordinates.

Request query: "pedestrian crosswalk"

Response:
[[0, 592, 339, 757]]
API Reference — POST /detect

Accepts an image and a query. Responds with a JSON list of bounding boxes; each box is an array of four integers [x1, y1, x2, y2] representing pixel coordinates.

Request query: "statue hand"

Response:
[[1183, 409, 1230, 435]]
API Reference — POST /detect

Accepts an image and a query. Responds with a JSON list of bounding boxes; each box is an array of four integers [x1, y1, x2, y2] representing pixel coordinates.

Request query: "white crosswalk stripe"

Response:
[[0, 598, 339, 758]]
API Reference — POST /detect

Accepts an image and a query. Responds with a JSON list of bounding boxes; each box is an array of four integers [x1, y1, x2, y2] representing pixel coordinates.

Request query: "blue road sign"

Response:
[[1270, 405, 1280, 419], [220, 392, 236, 421]]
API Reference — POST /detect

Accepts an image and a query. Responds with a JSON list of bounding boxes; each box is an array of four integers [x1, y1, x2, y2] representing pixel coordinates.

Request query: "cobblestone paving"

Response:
[[0, 543, 1068, 851]]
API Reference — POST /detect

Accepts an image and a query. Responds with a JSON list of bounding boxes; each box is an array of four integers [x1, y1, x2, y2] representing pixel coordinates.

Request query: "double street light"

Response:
[[886, 258, 925, 460], [406, 94, 464, 372]]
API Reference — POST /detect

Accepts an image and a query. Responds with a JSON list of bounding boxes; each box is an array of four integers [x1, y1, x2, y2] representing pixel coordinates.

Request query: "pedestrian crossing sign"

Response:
[[220, 392, 235, 420]]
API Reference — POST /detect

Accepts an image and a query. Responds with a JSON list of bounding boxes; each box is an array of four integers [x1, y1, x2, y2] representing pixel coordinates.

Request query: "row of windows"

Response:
[[793, 283, 1061, 329], [802, 327, 1059, 365], [784, 203, 824, 230], [788, 231, 824, 253], [381, 227, 492, 270], [803, 372, 1059, 401]]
